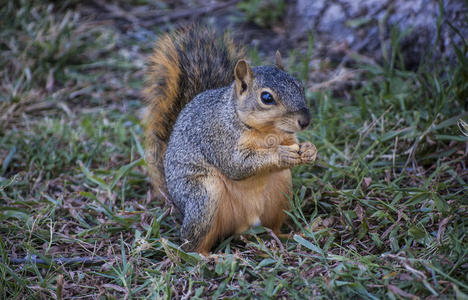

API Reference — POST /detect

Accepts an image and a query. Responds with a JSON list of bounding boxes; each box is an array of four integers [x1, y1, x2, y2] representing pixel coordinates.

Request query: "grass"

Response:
[[1, 1, 467, 299]]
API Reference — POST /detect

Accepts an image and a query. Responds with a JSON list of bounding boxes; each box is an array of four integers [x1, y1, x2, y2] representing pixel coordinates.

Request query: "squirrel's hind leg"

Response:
[[170, 176, 218, 253], [195, 174, 239, 254], [176, 173, 236, 254]]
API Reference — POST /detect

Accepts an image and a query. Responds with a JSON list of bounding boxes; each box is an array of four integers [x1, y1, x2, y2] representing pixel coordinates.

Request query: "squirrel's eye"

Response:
[[260, 91, 275, 105]]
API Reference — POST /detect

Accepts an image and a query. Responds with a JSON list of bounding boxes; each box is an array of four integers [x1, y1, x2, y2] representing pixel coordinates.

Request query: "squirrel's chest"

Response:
[[206, 168, 292, 234]]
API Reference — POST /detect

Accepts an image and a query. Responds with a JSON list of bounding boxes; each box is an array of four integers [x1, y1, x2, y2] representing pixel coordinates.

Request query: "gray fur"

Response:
[[164, 65, 307, 251], [252, 66, 306, 112]]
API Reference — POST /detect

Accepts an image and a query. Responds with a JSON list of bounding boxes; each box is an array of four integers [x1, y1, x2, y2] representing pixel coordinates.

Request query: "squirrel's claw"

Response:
[[299, 142, 317, 164], [277, 144, 302, 167]]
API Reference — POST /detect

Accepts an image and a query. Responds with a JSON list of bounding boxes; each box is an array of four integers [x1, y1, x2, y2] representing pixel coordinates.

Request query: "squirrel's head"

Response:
[[233, 54, 310, 134]]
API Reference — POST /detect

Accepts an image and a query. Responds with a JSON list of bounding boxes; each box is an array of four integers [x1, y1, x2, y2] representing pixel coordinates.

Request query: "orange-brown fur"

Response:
[[143, 35, 181, 198], [198, 167, 292, 255], [197, 128, 297, 254], [143, 26, 244, 199], [144, 35, 181, 142]]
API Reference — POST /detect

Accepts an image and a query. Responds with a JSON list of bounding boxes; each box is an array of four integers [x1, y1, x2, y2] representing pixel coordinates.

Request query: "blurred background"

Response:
[[1, 1, 467, 299]]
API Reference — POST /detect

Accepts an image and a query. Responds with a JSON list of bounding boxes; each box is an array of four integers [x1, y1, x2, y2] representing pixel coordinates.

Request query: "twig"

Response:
[[380, 210, 402, 239], [265, 228, 286, 253], [310, 69, 358, 92]]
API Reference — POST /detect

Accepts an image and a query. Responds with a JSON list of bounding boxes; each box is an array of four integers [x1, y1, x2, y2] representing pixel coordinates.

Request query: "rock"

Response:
[[290, 0, 468, 67]]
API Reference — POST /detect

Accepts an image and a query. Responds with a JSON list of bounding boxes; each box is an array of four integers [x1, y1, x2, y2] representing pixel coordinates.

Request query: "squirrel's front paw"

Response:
[[277, 144, 302, 167], [299, 142, 317, 164]]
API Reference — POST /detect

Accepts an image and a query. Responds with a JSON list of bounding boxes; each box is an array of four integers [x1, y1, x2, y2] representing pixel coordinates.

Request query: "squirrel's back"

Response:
[[143, 25, 244, 198]]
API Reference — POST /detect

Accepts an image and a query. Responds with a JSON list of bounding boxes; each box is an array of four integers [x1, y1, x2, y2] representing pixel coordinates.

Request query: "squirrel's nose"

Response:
[[297, 108, 310, 130]]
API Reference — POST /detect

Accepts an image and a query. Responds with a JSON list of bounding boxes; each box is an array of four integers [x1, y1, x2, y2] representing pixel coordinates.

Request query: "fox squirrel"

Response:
[[143, 25, 317, 255]]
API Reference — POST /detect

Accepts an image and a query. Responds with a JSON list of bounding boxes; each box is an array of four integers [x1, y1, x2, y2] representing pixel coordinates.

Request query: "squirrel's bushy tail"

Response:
[[143, 25, 244, 199]]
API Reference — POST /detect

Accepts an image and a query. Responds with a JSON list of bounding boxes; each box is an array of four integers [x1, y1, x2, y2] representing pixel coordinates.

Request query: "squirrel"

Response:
[[143, 25, 317, 255]]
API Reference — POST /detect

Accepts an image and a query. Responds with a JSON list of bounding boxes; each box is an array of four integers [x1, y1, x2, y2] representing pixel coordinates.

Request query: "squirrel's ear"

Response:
[[234, 59, 253, 96], [275, 50, 284, 70]]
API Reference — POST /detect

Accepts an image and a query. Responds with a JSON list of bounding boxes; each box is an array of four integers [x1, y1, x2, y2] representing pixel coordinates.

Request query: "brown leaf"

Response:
[[355, 204, 364, 222], [57, 274, 64, 300], [361, 177, 372, 191], [437, 216, 452, 244]]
